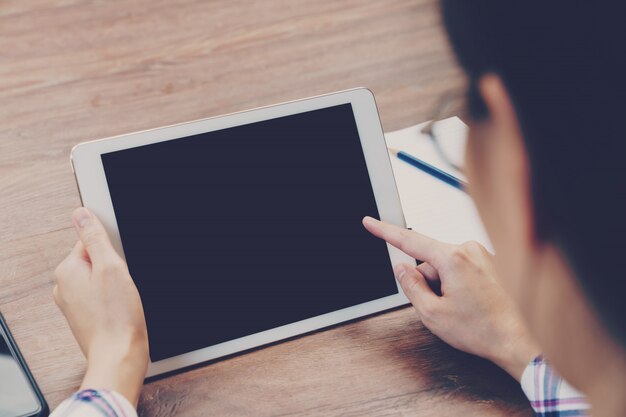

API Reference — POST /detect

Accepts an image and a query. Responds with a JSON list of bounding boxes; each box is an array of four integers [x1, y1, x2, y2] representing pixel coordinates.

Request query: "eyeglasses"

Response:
[[420, 88, 468, 173]]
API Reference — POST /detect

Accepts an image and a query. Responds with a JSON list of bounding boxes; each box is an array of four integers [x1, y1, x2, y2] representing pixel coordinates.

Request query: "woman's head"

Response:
[[440, 0, 626, 385]]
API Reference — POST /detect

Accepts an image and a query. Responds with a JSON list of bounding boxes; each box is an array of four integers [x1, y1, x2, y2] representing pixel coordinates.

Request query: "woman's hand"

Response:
[[54, 208, 148, 405], [363, 216, 540, 381]]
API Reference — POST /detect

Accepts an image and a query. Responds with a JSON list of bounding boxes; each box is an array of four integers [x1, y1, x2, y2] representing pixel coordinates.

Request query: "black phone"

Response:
[[0, 312, 48, 417]]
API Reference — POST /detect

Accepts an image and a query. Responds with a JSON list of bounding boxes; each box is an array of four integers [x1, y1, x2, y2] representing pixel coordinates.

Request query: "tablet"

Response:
[[71, 88, 413, 377]]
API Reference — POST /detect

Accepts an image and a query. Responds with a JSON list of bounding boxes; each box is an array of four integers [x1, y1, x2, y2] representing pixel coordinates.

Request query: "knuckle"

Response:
[[461, 240, 480, 251], [402, 275, 420, 294], [84, 228, 106, 247], [452, 241, 489, 273], [461, 240, 485, 256], [450, 246, 470, 265], [52, 285, 61, 304]]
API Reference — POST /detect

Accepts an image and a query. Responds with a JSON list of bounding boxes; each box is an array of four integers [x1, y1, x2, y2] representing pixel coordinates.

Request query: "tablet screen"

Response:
[[102, 103, 398, 362]]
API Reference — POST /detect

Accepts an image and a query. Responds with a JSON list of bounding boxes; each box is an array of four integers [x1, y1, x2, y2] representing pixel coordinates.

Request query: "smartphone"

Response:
[[0, 312, 48, 417]]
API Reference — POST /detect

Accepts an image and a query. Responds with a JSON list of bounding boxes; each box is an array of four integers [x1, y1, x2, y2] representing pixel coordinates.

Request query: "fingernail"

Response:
[[363, 216, 377, 226], [73, 207, 91, 229]]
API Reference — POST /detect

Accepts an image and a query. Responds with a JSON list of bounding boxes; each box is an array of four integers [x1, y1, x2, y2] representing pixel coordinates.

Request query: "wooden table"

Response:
[[0, 1, 533, 415]]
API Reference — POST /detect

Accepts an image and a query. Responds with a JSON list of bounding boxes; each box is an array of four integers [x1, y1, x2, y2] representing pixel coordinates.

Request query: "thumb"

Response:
[[72, 207, 116, 264], [394, 263, 438, 309]]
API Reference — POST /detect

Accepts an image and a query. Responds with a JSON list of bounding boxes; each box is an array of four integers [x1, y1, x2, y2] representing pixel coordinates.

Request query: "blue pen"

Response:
[[388, 147, 467, 192]]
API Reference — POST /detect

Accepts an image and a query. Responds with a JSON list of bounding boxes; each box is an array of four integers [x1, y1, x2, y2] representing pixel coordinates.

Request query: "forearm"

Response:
[[486, 325, 542, 382]]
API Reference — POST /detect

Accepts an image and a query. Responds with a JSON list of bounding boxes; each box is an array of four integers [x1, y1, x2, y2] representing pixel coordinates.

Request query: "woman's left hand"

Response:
[[54, 207, 149, 405]]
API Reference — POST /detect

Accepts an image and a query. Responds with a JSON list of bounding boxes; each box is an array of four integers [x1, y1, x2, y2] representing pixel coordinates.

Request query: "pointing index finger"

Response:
[[362, 216, 446, 269]]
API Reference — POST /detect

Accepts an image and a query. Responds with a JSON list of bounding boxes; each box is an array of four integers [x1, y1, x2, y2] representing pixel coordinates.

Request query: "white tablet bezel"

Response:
[[71, 88, 413, 377]]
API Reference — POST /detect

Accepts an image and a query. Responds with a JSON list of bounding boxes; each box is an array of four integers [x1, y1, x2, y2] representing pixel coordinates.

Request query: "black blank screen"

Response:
[[102, 103, 398, 362]]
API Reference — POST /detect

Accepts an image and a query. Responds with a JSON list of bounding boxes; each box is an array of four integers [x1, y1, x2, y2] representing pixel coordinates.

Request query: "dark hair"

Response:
[[441, 1, 626, 346]]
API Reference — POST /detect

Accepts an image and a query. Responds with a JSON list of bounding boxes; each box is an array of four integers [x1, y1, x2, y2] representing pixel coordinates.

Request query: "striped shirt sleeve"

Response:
[[521, 355, 591, 417], [50, 389, 137, 417]]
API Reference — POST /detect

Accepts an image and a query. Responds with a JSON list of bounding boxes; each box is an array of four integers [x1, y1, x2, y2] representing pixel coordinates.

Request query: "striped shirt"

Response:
[[50, 389, 137, 417], [520, 355, 591, 416], [50, 355, 591, 417]]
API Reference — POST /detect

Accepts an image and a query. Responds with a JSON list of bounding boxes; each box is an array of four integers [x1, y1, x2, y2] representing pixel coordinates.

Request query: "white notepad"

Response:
[[384, 117, 493, 252]]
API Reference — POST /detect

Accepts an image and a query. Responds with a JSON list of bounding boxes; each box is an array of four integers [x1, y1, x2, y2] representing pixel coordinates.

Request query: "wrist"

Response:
[[488, 334, 541, 382], [81, 332, 149, 406]]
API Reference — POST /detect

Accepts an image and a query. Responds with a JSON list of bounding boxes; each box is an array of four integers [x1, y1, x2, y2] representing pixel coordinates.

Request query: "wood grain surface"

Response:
[[0, 1, 533, 415]]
